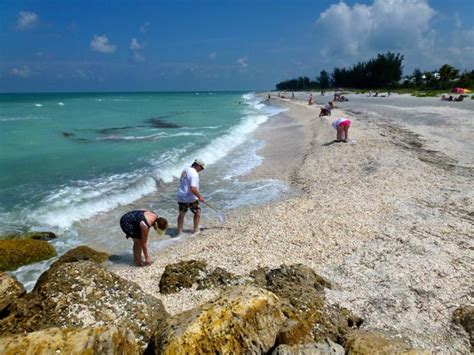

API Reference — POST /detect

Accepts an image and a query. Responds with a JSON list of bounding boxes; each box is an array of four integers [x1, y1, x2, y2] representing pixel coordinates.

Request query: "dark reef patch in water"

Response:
[[146, 117, 181, 128]]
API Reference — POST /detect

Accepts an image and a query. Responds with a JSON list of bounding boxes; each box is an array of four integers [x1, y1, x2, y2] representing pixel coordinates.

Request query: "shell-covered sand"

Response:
[[113, 94, 473, 353]]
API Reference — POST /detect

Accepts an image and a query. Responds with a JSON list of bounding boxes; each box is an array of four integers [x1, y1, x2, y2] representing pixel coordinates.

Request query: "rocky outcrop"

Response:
[[55, 245, 109, 265], [1, 231, 56, 241], [159, 260, 235, 294], [251, 264, 362, 345], [0, 326, 139, 354], [150, 285, 285, 354], [272, 339, 344, 355], [0, 239, 56, 271], [344, 331, 431, 354], [33, 245, 110, 293], [0, 272, 26, 314], [0, 261, 168, 349], [453, 305, 474, 352]]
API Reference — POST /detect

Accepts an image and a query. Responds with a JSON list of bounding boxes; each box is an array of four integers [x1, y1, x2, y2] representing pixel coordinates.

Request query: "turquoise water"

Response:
[[0, 91, 289, 289]]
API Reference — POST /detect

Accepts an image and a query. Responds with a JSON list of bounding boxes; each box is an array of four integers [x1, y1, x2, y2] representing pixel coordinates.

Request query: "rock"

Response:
[[272, 339, 345, 355], [151, 285, 285, 354], [56, 245, 110, 265], [344, 330, 431, 354], [33, 246, 110, 293], [250, 264, 360, 345], [0, 261, 168, 350], [196, 266, 235, 290], [250, 264, 332, 312], [453, 305, 474, 352], [1, 231, 57, 241], [0, 239, 56, 271], [0, 272, 26, 314], [159, 260, 207, 294], [159, 260, 235, 294], [0, 326, 139, 354]]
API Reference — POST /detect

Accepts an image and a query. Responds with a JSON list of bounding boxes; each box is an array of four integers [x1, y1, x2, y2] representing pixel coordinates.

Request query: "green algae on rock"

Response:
[[1, 231, 56, 241], [159, 259, 236, 294], [55, 245, 109, 265], [0, 239, 56, 271], [0, 326, 140, 355]]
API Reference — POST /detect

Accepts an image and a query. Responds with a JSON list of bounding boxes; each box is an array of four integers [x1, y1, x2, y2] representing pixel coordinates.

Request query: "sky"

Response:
[[1, 0, 473, 92]]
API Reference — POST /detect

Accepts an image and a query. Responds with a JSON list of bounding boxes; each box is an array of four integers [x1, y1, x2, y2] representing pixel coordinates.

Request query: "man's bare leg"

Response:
[[193, 211, 201, 234]]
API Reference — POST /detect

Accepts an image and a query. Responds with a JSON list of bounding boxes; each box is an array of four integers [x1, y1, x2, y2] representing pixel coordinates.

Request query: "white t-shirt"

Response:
[[177, 166, 200, 203]]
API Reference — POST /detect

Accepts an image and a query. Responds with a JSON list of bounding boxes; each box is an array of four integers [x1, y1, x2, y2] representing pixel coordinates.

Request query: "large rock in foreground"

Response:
[[0, 239, 56, 271], [151, 285, 286, 354], [0, 326, 139, 354], [0, 272, 26, 313], [251, 264, 362, 345], [0, 261, 168, 349]]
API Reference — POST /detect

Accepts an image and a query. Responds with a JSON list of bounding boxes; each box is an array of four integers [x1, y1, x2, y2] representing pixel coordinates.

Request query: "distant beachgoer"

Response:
[[453, 95, 464, 102], [177, 159, 206, 235], [319, 102, 332, 117], [292, 92, 295, 99], [267, 93, 271, 100], [321, 90, 325, 96], [308, 93, 314, 105], [374, 92, 379, 97], [332, 118, 352, 142], [120, 210, 168, 266]]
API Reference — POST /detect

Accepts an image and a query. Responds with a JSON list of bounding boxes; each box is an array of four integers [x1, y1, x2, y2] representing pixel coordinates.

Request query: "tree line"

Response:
[[275, 52, 473, 91]]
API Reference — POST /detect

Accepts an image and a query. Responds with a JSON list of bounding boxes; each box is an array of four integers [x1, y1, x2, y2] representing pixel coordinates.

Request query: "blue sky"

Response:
[[1, 0, 473, 92]]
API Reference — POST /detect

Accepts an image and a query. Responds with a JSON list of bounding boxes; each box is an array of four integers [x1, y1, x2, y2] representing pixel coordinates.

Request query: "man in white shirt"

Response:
[[177, 159, 206, 235]]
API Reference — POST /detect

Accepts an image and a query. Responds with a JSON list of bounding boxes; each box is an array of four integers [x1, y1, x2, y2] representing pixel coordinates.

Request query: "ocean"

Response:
[[0, 91, 289, 289]]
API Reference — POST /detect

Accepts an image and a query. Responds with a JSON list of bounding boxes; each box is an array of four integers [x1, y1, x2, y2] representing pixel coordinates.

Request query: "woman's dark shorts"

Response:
[[120, 210, 147, 239], [178, 201, 200, 214]]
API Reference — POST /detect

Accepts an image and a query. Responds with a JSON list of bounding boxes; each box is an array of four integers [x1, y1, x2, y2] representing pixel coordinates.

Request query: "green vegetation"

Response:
[[276, 52, 473, 93], [0, 239, 57, 271]]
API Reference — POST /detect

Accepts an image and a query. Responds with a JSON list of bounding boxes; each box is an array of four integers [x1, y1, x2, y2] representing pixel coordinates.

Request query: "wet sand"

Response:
[[113, 93, 473, 353]]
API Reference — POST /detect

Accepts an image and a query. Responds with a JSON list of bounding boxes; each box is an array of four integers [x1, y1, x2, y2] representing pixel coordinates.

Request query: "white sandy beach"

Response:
[[113, 93, 473, 353]]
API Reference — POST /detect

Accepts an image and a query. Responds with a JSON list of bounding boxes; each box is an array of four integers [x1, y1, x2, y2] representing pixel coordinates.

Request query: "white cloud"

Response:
[[140, 22, 150, 34], [90, 35, 116, 54], [209, 51, 217, 60], [11, 65, 31, 78], [130, 38, 144, 50], [316, 0, 436, 60], [17, 11, 38, 30], [132, 52, 145, 62], [237, 57, 248, 68], [130, 38, 146, 62]]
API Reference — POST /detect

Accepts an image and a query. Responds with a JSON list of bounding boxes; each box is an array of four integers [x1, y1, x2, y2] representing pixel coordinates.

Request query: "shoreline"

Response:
[[112, 94, 473, 352]]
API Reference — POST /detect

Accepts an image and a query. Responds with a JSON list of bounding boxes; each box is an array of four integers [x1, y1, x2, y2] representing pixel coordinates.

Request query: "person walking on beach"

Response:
[[120, 210, 168, 267], [332, 118, 352, 142], [308, 93, 314, 105], [177, 159, 206, 235]]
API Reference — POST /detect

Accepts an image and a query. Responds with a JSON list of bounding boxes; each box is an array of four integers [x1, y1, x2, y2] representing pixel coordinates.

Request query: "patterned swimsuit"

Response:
[[119, 210, 150, 239]]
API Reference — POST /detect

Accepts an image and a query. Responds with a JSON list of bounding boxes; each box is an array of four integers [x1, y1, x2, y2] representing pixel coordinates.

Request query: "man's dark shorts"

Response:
[[178, 201, 201, 214]]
